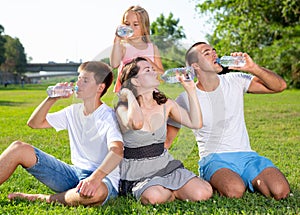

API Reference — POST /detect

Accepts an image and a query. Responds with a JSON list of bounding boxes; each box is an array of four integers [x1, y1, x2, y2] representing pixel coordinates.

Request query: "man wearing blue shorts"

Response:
[[166, 42, 290, 200], [0, 61, 123, 206]]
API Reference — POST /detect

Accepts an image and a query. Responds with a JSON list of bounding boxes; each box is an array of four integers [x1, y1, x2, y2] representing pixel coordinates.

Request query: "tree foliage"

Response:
[[150, 13, 187, 69], [196, 0, 300, 88], [1, 35, 27, 74], [0, 25, 6, 65]]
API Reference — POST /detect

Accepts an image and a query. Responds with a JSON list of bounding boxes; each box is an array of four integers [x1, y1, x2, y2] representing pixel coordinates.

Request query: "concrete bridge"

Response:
[[1, 63, 82, 85], [25, 62, 81, 73], [25, 62, 81, 80]]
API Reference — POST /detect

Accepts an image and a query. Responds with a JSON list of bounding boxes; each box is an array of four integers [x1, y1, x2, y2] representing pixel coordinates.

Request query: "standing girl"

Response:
[[110, 5, 164, 93]]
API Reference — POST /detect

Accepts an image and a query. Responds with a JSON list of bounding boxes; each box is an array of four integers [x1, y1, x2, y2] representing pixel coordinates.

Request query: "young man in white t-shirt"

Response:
[[0, 61, 124, 206], [166, 42, 290, 200]]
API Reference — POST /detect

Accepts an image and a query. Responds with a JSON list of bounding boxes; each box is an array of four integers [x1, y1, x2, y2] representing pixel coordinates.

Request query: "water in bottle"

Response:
[[74, 85, 78, 92], [161, 67, 195, 84], [116, 25, 134, 38], [47, 85, 74, 98], [218, 56, 246, 67]]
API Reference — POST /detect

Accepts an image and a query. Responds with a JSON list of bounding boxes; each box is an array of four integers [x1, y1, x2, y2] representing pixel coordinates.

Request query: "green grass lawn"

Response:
[[0, 83, 299, 214]]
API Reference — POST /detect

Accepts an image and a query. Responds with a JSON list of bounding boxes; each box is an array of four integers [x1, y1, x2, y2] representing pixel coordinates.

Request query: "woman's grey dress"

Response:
[[119, 105, 196, 199]]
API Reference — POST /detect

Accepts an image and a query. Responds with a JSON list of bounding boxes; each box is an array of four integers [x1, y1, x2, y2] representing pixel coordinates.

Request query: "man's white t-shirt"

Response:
[[46, 103, 123, 190], [169, 73, 254, 159]]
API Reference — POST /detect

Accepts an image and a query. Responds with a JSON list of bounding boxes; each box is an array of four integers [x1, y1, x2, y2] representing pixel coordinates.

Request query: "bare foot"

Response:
[[8, 192, 50, 202]]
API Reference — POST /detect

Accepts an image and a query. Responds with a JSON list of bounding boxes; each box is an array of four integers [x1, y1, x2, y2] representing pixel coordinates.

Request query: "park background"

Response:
[[0, 0, 299, 214], [0, 0, 299, 88]]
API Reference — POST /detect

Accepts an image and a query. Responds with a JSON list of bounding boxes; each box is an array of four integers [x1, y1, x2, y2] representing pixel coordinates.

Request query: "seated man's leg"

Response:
[[242, 153, 290, 200], [9, 177, 118, 206], [50, 181, 108, 206], [25, 147, 79, 192], [0, 141, 37, 185], [8, 182, 107, 206], [199, 153, 246, 198], [210, 168, 246, 198], [252, 167, 290, 200]]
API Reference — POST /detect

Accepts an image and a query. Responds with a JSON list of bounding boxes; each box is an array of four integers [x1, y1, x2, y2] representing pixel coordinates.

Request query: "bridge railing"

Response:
[[25, 63, 81, 72]]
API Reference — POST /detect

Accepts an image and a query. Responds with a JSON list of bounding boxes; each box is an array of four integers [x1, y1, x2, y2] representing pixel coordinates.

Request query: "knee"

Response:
[[91, 184, 110, 206], [10, 140, 24, 148], [3, 141, 36, 168], [202, 182, 213, 200], [253, 169, 291, 200], [91, 193, 107, 206], [194, 182, 213, 201], [81, 192, 107, 206], [141, 193, 163, 205], [141, 190, 172, 205], [9, 141, 31, 153], [221, 183, 245, 198], [273, 184, 290, 200]]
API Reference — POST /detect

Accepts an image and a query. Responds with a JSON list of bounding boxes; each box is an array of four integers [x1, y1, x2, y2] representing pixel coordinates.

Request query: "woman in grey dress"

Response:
[[116, 57, 212, 205]]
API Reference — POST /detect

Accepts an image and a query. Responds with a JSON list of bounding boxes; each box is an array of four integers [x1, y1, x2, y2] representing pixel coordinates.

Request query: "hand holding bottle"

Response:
[[223, 52, 258, 72], [47, 82, 76, 98], [161, 67, 195, 84], [116, 25, 134, 38], [217, 56, 246, 67], [179, 73, 197, 94]]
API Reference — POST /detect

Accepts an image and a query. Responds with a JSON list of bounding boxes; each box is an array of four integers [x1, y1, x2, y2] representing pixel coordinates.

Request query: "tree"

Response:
[[196, 0, 300, 88], [0, 25, 6, 65], [150, 13, 187, 69], [1, 35, 27, 74]]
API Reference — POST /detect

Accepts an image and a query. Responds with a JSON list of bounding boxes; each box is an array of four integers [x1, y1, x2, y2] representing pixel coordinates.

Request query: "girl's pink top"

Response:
[[114, 42, 155, 92]]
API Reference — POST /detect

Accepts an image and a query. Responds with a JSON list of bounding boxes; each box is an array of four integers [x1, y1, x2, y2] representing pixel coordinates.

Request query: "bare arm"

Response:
[[116, 88, 144, 132], [110, 36, 125, 68], [165, 125, 180, 149], [169, 77, 202, 129], [230, 52, 287, 94], [153, 44, 164, 74], [27, 82, 73, 128], [27, 97, 58, 129], [248, 67, 287, 93]]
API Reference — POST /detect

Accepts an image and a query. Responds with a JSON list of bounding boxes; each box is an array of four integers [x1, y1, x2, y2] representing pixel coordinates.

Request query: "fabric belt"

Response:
[[124, 142, 164, 159]]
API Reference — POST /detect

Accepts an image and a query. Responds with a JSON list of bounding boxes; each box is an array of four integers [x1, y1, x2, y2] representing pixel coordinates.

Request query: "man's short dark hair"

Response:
[[185, 42, 207, 66]]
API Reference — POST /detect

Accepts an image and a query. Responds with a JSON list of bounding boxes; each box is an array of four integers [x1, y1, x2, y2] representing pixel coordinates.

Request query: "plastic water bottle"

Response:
[[116, 25, 134, 38], [161, 67, 195, 84], [217, 56, 246, 67], [47, 85, 75, 98]]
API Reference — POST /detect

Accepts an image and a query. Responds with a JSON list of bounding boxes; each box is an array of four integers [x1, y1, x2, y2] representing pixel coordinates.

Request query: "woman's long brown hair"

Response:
[[120, 57, 168, 105]]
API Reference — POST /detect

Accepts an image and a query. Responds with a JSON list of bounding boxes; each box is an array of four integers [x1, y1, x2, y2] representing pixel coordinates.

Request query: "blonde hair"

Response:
[[122, 5, 151, 43]]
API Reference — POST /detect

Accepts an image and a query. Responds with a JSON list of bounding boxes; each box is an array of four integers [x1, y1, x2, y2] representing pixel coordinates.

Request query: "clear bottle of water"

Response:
[[116, 25, 134, 38], [218, 56, 246, 67], [47, 85, 74, 98], [161, 67, 195, 84]]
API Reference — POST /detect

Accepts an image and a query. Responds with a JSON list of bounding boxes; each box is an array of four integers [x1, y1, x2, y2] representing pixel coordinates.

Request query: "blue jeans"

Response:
[[26, 147, 118, 204]]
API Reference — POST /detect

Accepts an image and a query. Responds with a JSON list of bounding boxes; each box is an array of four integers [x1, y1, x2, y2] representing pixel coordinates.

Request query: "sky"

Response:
[[1, 0, 212, 63]]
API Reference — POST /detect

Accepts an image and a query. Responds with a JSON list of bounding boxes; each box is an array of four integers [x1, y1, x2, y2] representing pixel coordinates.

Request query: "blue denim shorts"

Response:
[[26, 147, 118, 204], [198, 151, 276, 192]]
